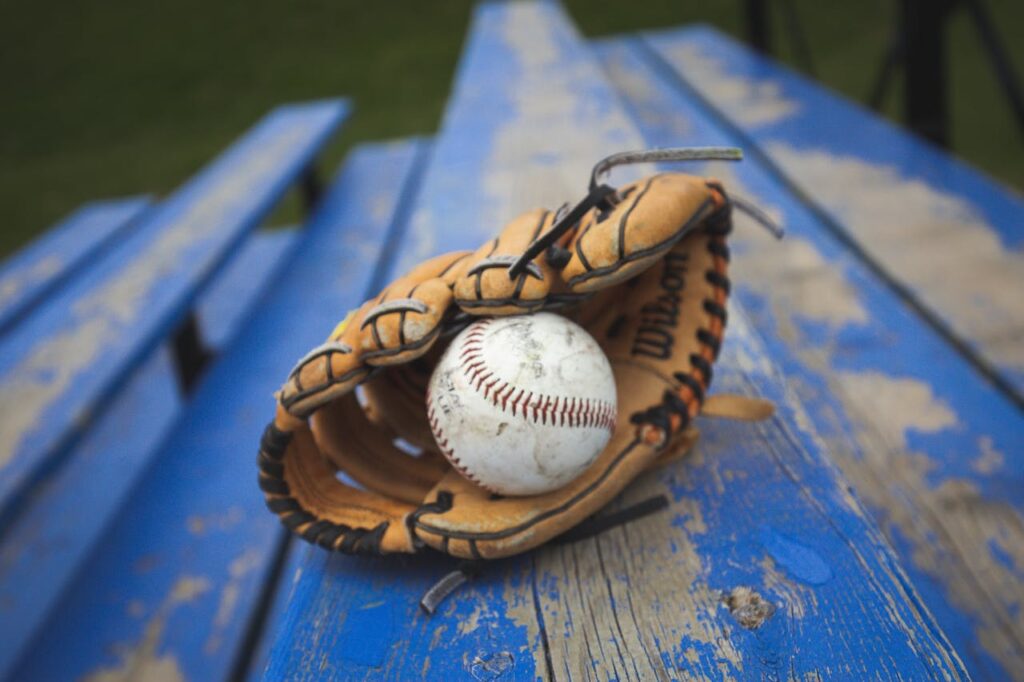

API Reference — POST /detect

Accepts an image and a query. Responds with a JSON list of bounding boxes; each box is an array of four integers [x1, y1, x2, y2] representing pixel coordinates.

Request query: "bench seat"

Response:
[[0, 100, 348, 679], [645, 26, 1024, 401], [0, 197, 150, 337], [592, 33, 1023, 680], [261, 4, 967, 679], [10, 139, 431, 682]]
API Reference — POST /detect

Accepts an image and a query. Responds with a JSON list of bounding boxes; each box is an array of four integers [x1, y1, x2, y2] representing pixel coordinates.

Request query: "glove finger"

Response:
[[277, 306, 370, 418], [278, 251, 471, 417], [453, 209, 569, 315], [260, 406, 417, 554], [360, 252, 470, 367], [561, 174, 726, 293]]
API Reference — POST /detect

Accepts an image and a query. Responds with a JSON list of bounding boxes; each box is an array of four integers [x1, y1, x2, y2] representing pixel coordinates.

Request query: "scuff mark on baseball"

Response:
[[427, 312, 616, 496]]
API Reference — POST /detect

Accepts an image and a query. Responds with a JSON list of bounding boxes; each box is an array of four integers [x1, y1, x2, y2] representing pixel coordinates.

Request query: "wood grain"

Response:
[[9, 140, 426, 682], [0, 197, 150, 337], [265, 4, 967, 679], [647, 27, 1024, 404], [596, 35, 1024, 680], [0, 101, 347, 531]]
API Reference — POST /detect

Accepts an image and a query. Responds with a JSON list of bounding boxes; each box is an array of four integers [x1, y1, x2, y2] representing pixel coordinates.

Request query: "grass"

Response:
[[1, 0, 1021, 257]]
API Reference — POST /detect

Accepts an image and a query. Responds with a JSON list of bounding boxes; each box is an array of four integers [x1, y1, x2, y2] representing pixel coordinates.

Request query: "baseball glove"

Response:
[[258, 148, 779, 561]]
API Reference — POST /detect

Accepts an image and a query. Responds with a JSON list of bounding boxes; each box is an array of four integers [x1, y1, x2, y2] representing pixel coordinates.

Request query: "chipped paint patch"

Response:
[[760, 556, 817, 621], [0, 255, 63, 307], [660, 42, 799, 127], [205, 547, 262, 653], [514, 467, 745, 679], [186, 506, 244, 535], [0, 123, 312, 469], [484, 3, 645, 223], [457, 600, 487, 636], [824, 372, 1024, 675], [401, 1, 647, 274], [834, 371, 958, 440], [767, 142, 1024, 371], [972, 436, 1005, 475], [707, 162, 869, 340], [500, 569, 545, 676], [598, 42, 693, 140], [83, 576, 211, 682]]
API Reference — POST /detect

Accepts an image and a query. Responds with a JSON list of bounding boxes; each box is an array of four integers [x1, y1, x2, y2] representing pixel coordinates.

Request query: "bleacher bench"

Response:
[[1, 2, 1021, 680]]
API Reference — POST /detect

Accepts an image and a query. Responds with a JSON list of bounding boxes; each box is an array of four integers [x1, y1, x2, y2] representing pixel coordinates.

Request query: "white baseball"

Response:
[[426, 312, 617, 496]]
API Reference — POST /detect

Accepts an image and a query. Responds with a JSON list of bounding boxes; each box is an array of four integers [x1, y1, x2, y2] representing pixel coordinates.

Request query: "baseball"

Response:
[[426, 312, 616, 496]]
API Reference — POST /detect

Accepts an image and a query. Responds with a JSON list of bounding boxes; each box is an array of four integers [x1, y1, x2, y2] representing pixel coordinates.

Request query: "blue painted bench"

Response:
[[590, 29, 1023, 680], [258, 3, 970, 679], [8, 139, 430, 681], [0, 100, 348, 678], [0, 197, 151, 337], [3, 1, 1019, 680]]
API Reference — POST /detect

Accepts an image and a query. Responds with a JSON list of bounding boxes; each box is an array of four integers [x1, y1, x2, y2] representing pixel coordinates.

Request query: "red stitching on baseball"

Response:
[[452, 319, 615, 434], [428, 398, 492, 490]]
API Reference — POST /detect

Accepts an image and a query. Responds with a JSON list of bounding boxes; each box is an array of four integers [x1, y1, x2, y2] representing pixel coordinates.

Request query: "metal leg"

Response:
[[867, 28, 903, 111], [778, 0, 817, 77], [962, 0, 1024, 138], [744, 0, 772, 55], [902, 0, 953, 147], [171, 312, 213, 394], [300, 164, 323, 216]]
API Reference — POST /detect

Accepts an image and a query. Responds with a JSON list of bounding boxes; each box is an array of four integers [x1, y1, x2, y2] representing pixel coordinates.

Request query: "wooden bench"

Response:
[[2, 2, 1021, 680], [0, 197, 151, 337], [258, 3, 974, 679], [593, 28, 1023, 680], [0, 99, 349, 678]]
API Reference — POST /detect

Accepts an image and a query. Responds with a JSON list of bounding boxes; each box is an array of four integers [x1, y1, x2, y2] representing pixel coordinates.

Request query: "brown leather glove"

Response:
[[258, 148, 776, 560]]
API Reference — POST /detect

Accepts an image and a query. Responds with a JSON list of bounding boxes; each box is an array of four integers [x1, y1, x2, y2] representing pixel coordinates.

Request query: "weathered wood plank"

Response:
[[0, 197, 150, 337], [0, 230, 297, 678], [242, 540, 311, 682], [0, 345, 181, 679], [263, 4, 966, 679], [195, 228, 301, 351], [595, 35, 1023, 680], [644, 26, 1024, 407], [9, 139, 429, 682], [0, 100, 347, 531]]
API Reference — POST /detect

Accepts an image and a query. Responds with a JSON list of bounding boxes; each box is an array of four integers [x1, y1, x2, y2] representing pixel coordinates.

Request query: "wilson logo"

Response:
[[631, 251, 688, 360]]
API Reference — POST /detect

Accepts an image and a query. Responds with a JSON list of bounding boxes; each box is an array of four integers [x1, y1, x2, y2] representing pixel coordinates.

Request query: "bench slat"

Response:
[[10, 139, 429, 682], [0, 100, 347, 532], [195, 228, 301, 351], [596, 36, 1023, 680], [243, 541, 311, 682], [0, 197, 150, 337], [645, 26, 1024, 406], [263, 4, 966, 679], [0, 345, 182, 678], [0, 229, 303, 677]]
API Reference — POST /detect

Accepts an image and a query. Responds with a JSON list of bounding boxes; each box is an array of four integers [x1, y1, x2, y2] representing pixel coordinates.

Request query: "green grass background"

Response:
[[1, 0, 1021, 257]]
